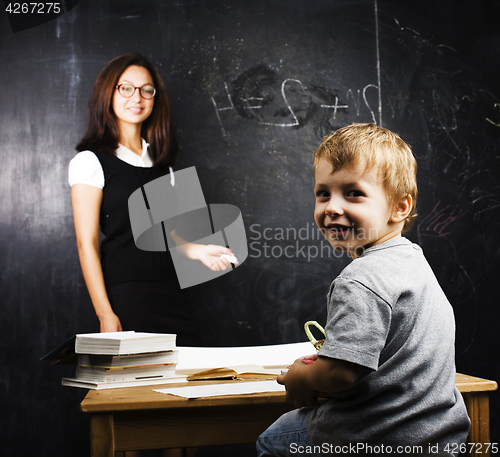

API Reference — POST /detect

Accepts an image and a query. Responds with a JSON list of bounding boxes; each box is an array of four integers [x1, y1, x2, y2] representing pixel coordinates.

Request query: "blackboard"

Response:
[[1, 1, 499, 455]]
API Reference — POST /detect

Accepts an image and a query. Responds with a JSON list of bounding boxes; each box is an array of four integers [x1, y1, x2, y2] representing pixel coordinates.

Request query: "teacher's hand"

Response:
[[99, 311, 123, 333], [195, 244, 237, 271]]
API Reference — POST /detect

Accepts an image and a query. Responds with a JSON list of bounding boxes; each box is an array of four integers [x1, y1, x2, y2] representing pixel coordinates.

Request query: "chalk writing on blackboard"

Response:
[[258, 78, 308, 127], [210, 65, 380, 138], [416, 201, 466, 241], [321, 85, 379, 125], [486, 103, 500, 127]]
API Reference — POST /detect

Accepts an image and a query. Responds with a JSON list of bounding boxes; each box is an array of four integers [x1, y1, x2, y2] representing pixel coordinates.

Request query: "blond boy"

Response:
[[257, 124, 470, 456]]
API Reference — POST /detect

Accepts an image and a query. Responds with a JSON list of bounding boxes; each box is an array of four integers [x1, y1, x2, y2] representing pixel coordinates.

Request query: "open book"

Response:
[[177, 341, 313, 380], [186, 364, 279, 381]]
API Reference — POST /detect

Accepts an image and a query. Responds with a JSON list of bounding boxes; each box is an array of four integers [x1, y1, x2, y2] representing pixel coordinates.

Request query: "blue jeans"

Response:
[[256, 408, 325, 457]]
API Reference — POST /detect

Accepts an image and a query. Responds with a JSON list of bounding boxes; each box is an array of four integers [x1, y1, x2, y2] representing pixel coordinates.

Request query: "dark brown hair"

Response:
[[76, 53, 178, 167]]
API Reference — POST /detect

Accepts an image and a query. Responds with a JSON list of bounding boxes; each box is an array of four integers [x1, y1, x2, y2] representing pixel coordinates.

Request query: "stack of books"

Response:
[[43, 331, 183, 389]]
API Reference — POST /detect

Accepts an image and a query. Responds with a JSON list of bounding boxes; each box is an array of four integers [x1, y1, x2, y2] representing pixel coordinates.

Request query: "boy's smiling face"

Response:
[[314, 158, 408, 258]]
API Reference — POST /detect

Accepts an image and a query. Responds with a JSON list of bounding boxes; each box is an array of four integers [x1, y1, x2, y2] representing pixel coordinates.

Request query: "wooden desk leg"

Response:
[[90, 413, 116, 457], [463, 392, 491, 457]]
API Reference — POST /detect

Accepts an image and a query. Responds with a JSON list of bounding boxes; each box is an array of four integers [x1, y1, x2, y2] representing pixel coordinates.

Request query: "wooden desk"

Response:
[[80, 373, 497, 457]]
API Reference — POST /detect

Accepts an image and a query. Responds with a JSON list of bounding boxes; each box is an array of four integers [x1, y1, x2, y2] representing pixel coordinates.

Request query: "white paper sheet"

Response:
[[154, 380, 285, 398], [175, 341, 312, 374]]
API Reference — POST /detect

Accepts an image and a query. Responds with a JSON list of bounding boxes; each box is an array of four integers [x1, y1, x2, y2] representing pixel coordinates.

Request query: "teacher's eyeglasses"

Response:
[[115, 84, 156, 99]]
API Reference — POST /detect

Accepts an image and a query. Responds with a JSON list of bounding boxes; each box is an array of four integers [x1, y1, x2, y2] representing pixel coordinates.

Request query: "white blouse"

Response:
[[68, 139, 153, 189]]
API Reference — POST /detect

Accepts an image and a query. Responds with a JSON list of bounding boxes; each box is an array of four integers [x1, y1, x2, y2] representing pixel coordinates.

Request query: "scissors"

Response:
[[304, 320, 325, 350]]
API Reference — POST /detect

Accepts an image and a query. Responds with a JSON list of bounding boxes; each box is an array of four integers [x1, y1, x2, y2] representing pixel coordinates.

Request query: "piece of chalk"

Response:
[[220, 254, 238, 263]]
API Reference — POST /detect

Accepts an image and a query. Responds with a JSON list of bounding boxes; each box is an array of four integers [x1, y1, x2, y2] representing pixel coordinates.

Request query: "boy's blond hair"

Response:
[[314, 123, 418, 233]]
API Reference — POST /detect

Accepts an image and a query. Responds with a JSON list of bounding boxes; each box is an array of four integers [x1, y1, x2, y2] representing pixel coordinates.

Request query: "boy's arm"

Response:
[[277, 356, 362, 408]]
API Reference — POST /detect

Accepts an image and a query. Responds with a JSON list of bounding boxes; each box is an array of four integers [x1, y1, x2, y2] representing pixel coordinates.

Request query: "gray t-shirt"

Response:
[[307, 237, 470, 453]]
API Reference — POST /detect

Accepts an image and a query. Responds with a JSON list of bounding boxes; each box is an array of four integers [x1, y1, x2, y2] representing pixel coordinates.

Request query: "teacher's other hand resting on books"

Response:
[[277, 354, 362, 409]]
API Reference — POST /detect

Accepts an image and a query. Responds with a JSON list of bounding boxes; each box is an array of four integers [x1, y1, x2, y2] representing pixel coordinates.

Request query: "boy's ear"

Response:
[[390, 195, 412, 223]]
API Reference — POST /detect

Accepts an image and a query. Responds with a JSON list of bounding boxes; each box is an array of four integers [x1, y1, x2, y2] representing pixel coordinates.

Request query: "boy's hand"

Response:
[[299, 353, 318, 363], [277, 359, 319, 408], [277, 355, 362, 408]]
